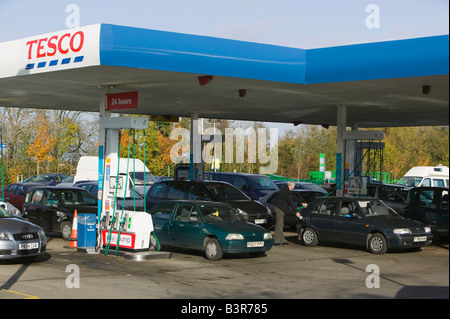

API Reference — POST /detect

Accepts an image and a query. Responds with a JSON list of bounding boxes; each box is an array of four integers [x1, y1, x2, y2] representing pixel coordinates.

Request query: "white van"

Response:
[[397, 165, 449, 188], [74, 156, 156, 196]]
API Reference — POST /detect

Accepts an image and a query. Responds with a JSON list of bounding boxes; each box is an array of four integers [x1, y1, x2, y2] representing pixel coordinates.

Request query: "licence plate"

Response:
[[414, 236, 427, 242], [254, 219, 267, 224], [19, 242, 39, 250], [247, 241, 264, 248]]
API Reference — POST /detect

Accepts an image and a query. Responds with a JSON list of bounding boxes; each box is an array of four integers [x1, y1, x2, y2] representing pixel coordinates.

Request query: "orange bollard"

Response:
[[68, 209, 78, 248]]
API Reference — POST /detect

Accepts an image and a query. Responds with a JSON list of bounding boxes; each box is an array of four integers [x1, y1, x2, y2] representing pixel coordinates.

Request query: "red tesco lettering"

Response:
[[26, 31, 84, 60]]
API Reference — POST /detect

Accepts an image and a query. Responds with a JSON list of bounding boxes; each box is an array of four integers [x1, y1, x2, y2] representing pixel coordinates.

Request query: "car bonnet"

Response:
[[0, 217, 42, 233]]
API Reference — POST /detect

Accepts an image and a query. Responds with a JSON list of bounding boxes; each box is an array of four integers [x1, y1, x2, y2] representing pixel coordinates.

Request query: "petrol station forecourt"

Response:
[[0, 24, 448, 300]]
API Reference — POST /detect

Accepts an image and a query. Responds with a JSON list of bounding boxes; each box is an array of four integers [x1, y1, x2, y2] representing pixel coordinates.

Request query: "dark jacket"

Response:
[[273, 186, 298, 215]]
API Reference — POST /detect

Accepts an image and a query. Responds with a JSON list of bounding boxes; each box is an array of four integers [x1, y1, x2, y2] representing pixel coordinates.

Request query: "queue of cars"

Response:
[[1, 170, 448, 261]]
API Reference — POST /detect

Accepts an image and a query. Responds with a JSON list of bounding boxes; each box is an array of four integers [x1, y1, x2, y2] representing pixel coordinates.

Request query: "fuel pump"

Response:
[[98, 116, 155, 254]]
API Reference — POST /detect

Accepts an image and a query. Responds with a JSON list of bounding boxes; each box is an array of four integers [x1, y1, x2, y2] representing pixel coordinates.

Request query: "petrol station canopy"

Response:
[[0, 24, 448, 128]]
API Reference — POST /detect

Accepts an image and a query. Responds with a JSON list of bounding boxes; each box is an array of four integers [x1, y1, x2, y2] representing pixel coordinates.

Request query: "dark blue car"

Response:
[[296, 197, 433, 254]]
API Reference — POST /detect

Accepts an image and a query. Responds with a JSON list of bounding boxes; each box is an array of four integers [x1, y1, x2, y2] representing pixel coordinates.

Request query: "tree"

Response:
[[26, 114, 55, 174]]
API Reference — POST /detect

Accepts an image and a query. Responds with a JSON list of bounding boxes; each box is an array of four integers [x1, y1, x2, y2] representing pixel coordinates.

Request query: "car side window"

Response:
[[31, 189, 44, 204], [5, 184, 17, 193], [235, 176, 249, 191], [417, 190, 436, 209], [149, 184, 167, 199], [312, 200, 334, 215], [422, 178, 431, 187], [167, 183, 186, 200], [339, 201, 358, 217], [173, 204, 195, 222], [44, 190, 58, 206], [188, 185, 208, 200], [17, 185, 26, 195], [366, 186, 376, 197], [442, 192, 449, 211], [433, 179, 445, 187]]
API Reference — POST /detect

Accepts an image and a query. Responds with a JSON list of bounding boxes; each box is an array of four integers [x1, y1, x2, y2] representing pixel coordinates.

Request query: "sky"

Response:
[[0, 0, 448, 133]]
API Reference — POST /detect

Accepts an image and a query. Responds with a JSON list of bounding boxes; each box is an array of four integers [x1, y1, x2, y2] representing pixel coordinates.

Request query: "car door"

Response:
[[41, 189, 63, 232], [334, 199, 367, 245], [24, 188, 45, 227], [4, 184, 18, 206], [309, 199, 337, 242], [437, 190, 449, 235], [169, 203, 204, 248], [411, 189, 439, 230]]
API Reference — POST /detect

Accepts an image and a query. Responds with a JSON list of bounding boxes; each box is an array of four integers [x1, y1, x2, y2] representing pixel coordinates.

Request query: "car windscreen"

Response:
[[359, 200, 397, 217], [33, 175, 55, 182], [198, 203, 244, 223], [54, 189, 97, 206], [203, 184, 249, 200], [397, 176, 423, 187], [129, 172, 156, 185], [0, 206, 12, 218]]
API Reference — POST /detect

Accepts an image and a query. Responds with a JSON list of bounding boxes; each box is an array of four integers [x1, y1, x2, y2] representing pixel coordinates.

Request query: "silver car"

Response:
[[0, 206, 47, 260]]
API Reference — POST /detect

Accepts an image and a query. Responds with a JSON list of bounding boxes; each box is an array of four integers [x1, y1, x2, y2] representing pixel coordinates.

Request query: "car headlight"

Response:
[[264, 233, 273, 240], [424, 227, 432, 234], [393, 228, 412, 235], [226, 233, 244, 240], [0, 232, 11, 240], [38, 229, 47, 240]]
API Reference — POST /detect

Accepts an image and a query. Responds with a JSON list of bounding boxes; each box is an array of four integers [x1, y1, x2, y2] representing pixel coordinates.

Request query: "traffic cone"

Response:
[[69, 209, 78, 248]]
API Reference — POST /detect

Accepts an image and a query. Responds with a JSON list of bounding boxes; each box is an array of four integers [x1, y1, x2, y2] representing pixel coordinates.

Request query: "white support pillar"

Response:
[[189, 113, 204, 181]]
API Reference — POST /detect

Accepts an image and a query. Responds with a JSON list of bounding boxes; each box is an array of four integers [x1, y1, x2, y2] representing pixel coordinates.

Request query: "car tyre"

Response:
[[204, 237, 223, 261], [302, 227, 318, 246], [150, 232, 161, 251], [61, 221, 72, 241], [368, 232, 388, 254]]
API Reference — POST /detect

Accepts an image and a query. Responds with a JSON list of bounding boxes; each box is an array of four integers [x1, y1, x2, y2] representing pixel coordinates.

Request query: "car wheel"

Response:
[[368, 233, 388, 254], [61, 221, 72, 241], [302, 227, 318, 246], [204, 237, 223, 261], [150, 232, 160, 251]]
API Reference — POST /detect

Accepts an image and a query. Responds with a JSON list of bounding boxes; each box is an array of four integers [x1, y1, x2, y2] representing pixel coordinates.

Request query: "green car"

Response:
[[149, 200, 274, 260]]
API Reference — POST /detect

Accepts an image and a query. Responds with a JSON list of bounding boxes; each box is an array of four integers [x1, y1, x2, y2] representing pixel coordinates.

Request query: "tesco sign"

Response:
[[0, 24, 100, 78], [25, 31, 84, 59]]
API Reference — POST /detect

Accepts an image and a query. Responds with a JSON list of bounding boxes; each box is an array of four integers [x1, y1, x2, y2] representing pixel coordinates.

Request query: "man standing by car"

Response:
[[273, 181, 300, 245]]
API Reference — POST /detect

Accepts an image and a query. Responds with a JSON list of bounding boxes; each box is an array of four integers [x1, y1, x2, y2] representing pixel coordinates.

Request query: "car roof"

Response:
[[157, 180, 232, 185], [410, 186, 449, 191], [26, 186, 89, 191], [154, 199, 233, 205], [313, 196, 380, 201]]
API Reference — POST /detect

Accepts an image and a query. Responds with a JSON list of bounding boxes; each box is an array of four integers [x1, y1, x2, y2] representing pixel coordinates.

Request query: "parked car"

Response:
[[296, 197, 433, 254], [0, 206, 47, 260], [365, 183, 410, 213], [3, 182, 43, 210], [22, 186, 97, 240], [274, 181, 328, 195], [30, 173, 68, 186], [146, 180, 273, 228], [205, 172, 279, 200], [149, 200, 274, 260], [259, 189, 325, 228], [402, 187, 449, 238]]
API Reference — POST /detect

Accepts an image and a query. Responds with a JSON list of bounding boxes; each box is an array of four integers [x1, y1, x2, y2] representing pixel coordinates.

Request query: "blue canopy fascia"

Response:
[[99, 24, 448, 85]]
